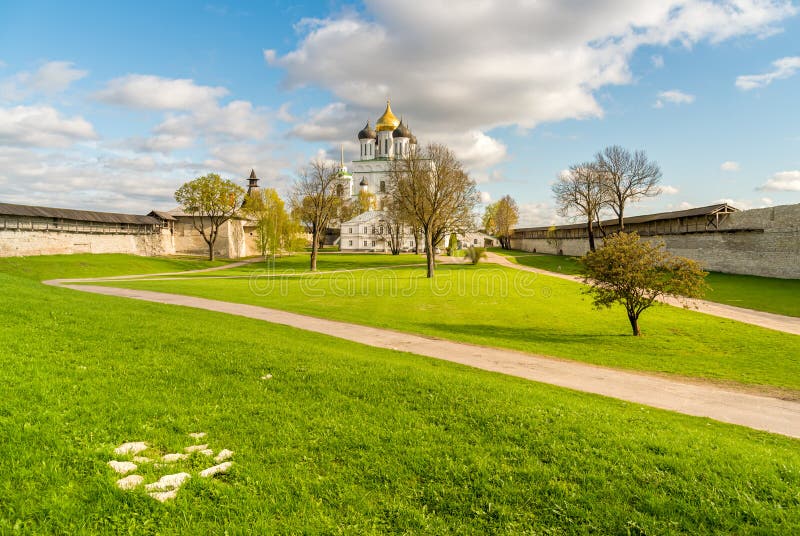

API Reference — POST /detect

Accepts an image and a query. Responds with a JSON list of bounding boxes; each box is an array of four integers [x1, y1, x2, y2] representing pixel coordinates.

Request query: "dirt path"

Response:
[[485, 252, 800, 336], [49, 274, 800, 439]]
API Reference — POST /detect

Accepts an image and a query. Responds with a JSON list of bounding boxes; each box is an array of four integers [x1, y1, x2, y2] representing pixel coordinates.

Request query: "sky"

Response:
[[1, 0, 799, 225]]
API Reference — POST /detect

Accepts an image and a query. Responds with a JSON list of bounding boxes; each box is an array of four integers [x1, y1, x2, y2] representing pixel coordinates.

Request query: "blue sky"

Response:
[[1, 0, 799, 224]]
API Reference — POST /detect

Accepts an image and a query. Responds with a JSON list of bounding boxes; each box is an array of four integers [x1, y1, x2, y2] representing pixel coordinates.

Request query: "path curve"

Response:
[[485, 252, 800, 336], [48, 275, 800, 439]]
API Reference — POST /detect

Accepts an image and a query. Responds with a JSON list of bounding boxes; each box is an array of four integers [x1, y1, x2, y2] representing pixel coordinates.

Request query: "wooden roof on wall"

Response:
[[0, 202, 162, 225], [513, 203, 738, 233]]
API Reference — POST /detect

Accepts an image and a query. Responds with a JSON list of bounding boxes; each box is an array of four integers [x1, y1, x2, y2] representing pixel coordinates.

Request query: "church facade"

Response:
[[336, 101, 495, 252]]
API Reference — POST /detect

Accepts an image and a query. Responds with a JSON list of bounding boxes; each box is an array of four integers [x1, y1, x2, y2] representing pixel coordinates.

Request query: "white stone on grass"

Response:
[[188, 432, 206, 439], [145, 472, 191, 492], [149, 489, 178, 502], [184, 444, 208, 453], [162, 453, 188, 462], [114, 442, 148, 456], [214, 449, 234, 462], [260, 374, 273, 380], [133, 456, 151, 463], [116, 474, 144, 490], [198, 449, 214, 457], [108, 460, 137, 474], [199, 462, 232, 478]]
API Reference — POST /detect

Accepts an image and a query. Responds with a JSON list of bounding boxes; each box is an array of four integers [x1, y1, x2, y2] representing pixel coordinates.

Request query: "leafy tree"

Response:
[[174, 173, 245, 261], [465, 246, 487, 265], [580, 232, 707, 336], [290, 159, 341, 271], [552, 163, 606, 252], [243, 188, 300, 259], [379, 196, 408, 255], [357, 190, 377, 213], [482, 195, 519, 249], [447, 233, 458, 256], [594, 145, 662, 230], [390, 143, 478, 278]]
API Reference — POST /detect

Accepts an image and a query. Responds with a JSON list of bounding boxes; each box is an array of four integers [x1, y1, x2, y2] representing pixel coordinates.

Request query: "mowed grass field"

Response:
[[492, 248, 800, 317], [1, 255, 800, 533], [100, 260, 800, 393]]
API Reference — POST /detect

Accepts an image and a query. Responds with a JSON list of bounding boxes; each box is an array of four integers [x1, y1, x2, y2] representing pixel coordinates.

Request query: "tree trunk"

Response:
[[618, 211, 625, 232], [628, 312, 640, 336], [425, 232, 435, 278], [208, 242, 215, 261], [587, 221, 596, 252], [414, 230, 421, 255], [310, 230, 319, 272]]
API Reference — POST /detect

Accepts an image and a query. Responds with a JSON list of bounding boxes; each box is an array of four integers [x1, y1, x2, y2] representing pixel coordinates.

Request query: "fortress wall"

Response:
[[0, 228, 174, 257], [510, 203, 800, 279]]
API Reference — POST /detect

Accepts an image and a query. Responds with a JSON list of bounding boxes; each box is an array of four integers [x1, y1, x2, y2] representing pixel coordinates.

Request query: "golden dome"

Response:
[[375, 100, 400, 132]]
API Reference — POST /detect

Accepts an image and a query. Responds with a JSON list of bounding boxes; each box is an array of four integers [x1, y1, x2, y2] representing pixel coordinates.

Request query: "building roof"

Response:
[[375, 100, 400, 132], [358, 120, 377, 140], [514, 203, 738, 232], [393, 119, 412, 138], [0, 202, 161, 225], [148, 210, 176, 221], [341, 210, 386, 225]]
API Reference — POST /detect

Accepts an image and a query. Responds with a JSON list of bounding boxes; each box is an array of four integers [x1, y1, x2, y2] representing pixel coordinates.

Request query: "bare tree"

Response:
[[390, 143, 478, 277], [379, 197, 408, 255], [595, 145, 662, 230], [290, 159, 341, 271], [175, 173, 245, 261], [552, 163, 606, 252]]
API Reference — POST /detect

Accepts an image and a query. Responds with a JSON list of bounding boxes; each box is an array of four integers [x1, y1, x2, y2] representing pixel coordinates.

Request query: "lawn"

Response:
[[95, 262, 800, 393], [492, 248, 800, 317], [2, 257, 800, 533]]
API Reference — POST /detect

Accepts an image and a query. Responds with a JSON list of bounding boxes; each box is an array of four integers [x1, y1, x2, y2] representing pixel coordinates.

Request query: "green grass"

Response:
[[0, 253, 231, 281], [98, 263, 800, 393], [492, 248, 800, 317], [2, 259, 800, 533]]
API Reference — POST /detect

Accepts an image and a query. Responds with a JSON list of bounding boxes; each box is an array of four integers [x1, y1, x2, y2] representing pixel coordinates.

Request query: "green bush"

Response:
[[466, 246, 487, 265]]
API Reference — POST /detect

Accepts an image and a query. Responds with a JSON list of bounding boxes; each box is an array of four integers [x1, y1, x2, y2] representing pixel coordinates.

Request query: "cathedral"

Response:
[[336, 101, 494, 252]]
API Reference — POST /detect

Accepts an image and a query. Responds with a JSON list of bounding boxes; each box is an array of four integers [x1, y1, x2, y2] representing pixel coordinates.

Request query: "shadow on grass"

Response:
[[418, 322, 630, 347]]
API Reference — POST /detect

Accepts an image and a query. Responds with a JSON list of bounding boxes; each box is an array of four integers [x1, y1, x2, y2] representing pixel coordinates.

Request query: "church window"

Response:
[[363, 240, 368, 246], [379, 226, 383, 234], [348, 240, 353, 246], [380, 181, 386, 193], [384, 139, 388, 154], [372, 240, 376, 247], [336, 184, 344, 196], [371, 226, 376, 234], [474, 238, 478, 245], [348, 227, 352, 234], [363, 227, 367, 233]]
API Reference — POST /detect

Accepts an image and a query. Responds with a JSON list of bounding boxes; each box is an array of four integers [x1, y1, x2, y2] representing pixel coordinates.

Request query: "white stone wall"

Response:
[[0, 228, 174, 257], [509, 203, 800, 279]]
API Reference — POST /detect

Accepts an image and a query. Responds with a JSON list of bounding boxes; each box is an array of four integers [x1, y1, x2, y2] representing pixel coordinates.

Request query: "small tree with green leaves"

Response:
[[580, 232, 707, 336], [243, 187, 300, 260], [465, 246, 487, 265], [175, 173, 245, 260], [447, 233, 458, 256]]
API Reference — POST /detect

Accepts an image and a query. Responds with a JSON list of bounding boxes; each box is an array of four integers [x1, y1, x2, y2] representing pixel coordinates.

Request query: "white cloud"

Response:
[[659, 185, 680, 195], [720, 160, 740, 171], [759, 170, 800, 191], [1, 61, 88, 100], [268, 1, 793, 134], [479, 191, 492, 204], [0, 104, 96, 147], [654, 89, 695, 108], [736, 56, 800, 90], [95, 75, 228, 110], [651, 55, 665, 68], [277, 102, 296, 123]]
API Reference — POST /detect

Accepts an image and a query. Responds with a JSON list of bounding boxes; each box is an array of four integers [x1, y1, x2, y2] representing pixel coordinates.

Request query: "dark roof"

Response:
[[0, 202, 161, 225], [514, 203, 738, 233], [249, 169, 257, 179], [148, 210, 176, 221], [358, 121, 377, 140], [393, 119, 412, 138], [359, 178, 368, 186]]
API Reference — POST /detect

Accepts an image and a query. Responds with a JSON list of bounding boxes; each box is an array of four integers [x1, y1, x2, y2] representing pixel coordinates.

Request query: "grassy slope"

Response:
[[1, 264, 799, 533], [492, 249, 800, 317], [100, 263, 800, 392], [0, 253, 230, 281]]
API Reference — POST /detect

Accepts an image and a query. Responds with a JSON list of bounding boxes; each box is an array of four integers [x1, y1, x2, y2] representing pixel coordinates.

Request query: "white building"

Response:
[[337, 101, 496, 252]]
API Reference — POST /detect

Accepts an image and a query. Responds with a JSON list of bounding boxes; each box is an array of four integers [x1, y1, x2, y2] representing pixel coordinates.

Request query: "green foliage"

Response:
[[243, 188, 302, 259], [482, 195, 519, 249], [174, 173, 245, 260], [465, 246, 487, 265], [447, 233, 458, 256], [580, 232, 708, 335], [2, 259, 800, 533]]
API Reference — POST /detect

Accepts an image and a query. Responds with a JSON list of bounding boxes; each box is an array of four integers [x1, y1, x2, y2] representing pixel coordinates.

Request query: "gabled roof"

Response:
[[0, 202, 160, 225], [341, 210, 386, 225], [148, 210, 176, 221]]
